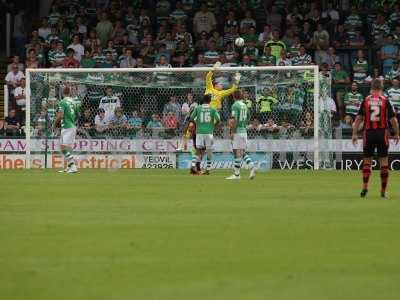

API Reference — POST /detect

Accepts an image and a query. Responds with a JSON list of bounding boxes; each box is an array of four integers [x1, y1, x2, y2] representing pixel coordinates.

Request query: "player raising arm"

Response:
[[190, 94, 220, 175], [54, 86, 81, 173], [352, 79, 399, 198], [226, 90, 256, 180], [205, 61, 241, 110]]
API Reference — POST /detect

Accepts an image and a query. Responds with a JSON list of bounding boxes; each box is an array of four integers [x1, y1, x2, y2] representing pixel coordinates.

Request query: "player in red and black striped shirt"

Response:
[[352, 79, 399, 198]]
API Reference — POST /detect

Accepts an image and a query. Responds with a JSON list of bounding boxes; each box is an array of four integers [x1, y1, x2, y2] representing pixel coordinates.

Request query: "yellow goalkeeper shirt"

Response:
[[205, 71, 237, 110]]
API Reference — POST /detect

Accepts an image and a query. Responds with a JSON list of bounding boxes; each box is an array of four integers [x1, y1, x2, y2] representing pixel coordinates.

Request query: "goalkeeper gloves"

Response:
[[213, 61, 221, 70], [234, 72, 241, 85]]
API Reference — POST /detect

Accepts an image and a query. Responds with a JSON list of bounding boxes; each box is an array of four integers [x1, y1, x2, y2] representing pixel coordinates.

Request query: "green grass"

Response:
[[1, 170, 400, 300]]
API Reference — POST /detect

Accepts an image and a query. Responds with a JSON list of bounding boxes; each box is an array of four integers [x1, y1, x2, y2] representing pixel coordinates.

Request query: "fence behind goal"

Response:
[[24, 66, 332, 170]]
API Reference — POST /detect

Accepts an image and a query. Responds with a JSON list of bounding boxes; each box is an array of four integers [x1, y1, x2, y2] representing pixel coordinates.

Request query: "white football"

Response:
[[235, 37, 245, 47]]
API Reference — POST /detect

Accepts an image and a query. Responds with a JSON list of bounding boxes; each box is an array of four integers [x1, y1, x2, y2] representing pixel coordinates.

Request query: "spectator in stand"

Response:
[[204, 40, 220, 64], [38, 18, 52, 40], [163, 112, 178, 138], [385, 60, 400, 80], [84, 29, 101, 50], [390, 4, 400, 28], [163, 95, 181, 119], [337, 115, 354, 131], [286, 6, 303, 28], [332, 63, 350, 85], [175, 23, 193, 47], [282, 27, 297, 49], [99, 86, 121, 122], [193, 3, 216, 36], [223, 25, 240, 45], [299, 112, 314, 138], [26, 30, 45, 51], [224, 10, 238, 34], [380, 34, 399, 75], [100, 52, 116, 68], [208, 30, 224, 51], [49, 41, 66, 68], [312, 23, 330, 49], [45, 27, 60, 46], [386, 77, 400, 111], [5, 109, 21, 136], [111, 20, 126, 45], [299, 21, 313, 48], [119, 48, 136, 68], [92, 45, 106, 67], [57, 19, 71, 46], [109, 107, 128, 137], [264, 29, 286, 62], [343, 7, 363, 36], [104, 40, 118, 61], [257, 46, 276, 66], [14, 78, 26, 113], [352, 50, 369, 84], [170, 1, 188, 23], [7, 55, 24, 72], [127, 110, 143, 137], [365, 66, 384, 83], [371, 13, 390, 46], [344, 82, 363, 118], [74, 16, 87, 38], [258, 24, 272, 46], [332, 62, 351, 115], [332, 24, 348, 48], [78, 108, 95, 136], [156, 0, 171, 23], [277, 49, 291, 66], [5, 63, 25, 99], [26, 48, 40, 68], [321, 2, 340, 28], [291, 45, 312, 66], [48, 4, 61, 27], [67, 34, 85, 62], [63, 48, 80, 68], [146, 113, 164, 137], [243, 39, 259, 62], [94, 108, 109, 136], [393, 24, 400, 46], [348, 30, 365, 48], [96, 12, 113, 47], [80, 49, 96, 68], [240, 10, 256, 32], [327, 47, 341, 69]]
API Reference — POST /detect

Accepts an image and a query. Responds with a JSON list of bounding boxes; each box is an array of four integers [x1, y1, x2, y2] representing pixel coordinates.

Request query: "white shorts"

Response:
[[196, 134, 214, 149], [232, 133, 248, 150], [60, 127, 77, 146]]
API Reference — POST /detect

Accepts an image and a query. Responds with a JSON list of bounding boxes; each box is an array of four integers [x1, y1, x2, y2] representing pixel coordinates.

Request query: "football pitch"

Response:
[[1, 170, 400, 300]]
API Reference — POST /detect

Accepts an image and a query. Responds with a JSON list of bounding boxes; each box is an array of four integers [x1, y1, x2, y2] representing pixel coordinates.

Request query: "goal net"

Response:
[[25, 66, 332, 170]]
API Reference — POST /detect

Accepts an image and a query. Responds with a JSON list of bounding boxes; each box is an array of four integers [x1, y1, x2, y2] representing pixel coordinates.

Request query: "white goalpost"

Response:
[[25, 65, 326, 170]]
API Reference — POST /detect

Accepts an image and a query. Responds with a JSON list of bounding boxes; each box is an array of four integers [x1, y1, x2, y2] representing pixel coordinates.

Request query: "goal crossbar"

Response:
[[25, 65, 320, 169]]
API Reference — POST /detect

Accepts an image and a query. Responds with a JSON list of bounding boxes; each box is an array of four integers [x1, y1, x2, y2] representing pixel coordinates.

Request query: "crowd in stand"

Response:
[[2, 0, 400, 138]]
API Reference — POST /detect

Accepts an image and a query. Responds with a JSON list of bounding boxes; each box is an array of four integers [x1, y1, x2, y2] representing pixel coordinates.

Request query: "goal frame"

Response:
[[25, 65, 320, 169]]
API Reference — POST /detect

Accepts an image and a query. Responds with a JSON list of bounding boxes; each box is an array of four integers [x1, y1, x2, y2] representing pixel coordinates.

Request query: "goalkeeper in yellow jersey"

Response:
[[178, 62, 241, 154], [205, 61, 241, 110]]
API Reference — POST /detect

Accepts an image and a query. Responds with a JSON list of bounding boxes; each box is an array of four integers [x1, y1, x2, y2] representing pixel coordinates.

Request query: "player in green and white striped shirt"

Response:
[[386, 78, 400, 110], [226, 90, 256, 180], [190, 94, 220, 175], [344, 82, 363, 116], [54, 86, 81, 173]]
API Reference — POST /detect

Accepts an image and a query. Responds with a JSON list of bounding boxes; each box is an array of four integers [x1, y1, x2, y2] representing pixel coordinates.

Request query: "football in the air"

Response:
[[235, 37, 245, 47]]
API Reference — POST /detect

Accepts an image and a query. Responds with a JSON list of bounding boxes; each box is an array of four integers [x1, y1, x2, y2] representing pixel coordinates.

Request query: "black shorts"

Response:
[[363, 129, 389, 158], [192, 133, 197, 149]]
